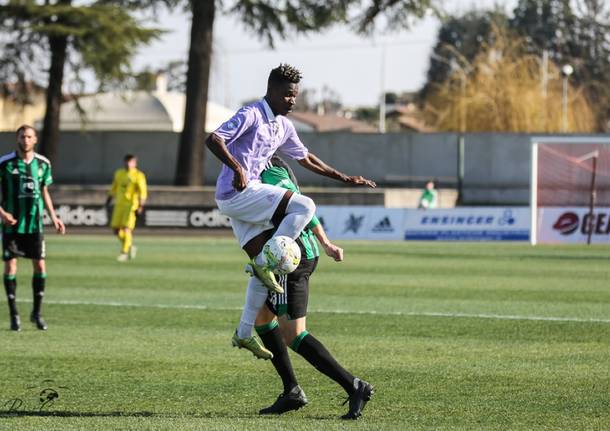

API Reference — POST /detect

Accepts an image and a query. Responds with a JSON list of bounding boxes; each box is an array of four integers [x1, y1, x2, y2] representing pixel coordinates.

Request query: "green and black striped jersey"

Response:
[[0, 151, 53, 234], [260, 165, 320, 260]]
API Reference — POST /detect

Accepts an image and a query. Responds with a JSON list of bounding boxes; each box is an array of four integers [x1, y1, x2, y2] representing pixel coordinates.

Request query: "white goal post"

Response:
[[530, 136, 610, 245]]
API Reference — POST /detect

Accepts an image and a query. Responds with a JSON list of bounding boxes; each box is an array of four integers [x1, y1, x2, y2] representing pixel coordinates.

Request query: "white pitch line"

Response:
[[18, 299, 610, 324]]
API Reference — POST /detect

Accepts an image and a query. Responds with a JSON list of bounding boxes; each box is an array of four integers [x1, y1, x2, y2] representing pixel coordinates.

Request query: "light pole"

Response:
[[561, 64, 573, 132], [379, 45, 386, 133], [429, 53, 472, 205]]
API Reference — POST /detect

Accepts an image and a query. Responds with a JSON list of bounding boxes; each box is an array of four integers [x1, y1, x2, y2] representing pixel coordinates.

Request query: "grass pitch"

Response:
[[0, 235, 609, 430]]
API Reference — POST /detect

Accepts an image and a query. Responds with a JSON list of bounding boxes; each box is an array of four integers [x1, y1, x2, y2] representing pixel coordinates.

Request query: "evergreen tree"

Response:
[[0, 1, 161, 162]]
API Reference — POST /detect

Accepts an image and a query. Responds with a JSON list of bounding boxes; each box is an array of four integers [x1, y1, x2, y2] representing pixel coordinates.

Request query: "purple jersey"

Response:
[[213, 98, 309, 200]]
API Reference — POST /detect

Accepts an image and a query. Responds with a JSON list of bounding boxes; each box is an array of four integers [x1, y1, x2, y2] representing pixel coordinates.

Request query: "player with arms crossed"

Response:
[[206, 64, 375, 359], [254, 155, 373, 419], [0, 125, 66, 331], [106, 154, 147, 262]]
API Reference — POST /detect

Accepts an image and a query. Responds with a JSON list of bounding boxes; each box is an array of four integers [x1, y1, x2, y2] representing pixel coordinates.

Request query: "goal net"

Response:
[[530, 137, 610, 244]]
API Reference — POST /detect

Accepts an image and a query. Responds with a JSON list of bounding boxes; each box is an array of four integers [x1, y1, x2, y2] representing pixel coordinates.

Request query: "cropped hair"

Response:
[[16, 124, 36, 136], [268, 63, 302, 88]]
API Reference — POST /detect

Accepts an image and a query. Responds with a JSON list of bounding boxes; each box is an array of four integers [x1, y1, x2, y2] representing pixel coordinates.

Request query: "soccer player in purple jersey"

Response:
[[205, 64, 375, 360]]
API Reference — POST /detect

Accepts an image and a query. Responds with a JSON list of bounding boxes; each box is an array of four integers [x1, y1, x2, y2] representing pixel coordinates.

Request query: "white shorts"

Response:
[[216, 182, 288, 247]]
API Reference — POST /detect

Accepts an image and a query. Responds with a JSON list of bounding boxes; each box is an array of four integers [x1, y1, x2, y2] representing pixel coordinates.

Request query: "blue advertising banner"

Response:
[[404, 207, 530, 241]]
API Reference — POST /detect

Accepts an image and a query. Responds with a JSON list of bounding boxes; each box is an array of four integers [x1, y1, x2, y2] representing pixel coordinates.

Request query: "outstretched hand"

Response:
[[346, 175, 376, 188]]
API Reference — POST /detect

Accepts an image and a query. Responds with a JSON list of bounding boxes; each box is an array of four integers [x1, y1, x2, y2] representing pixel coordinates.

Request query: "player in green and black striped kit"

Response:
[[0, 125, 66, 331], [253, 155, 374, 420]]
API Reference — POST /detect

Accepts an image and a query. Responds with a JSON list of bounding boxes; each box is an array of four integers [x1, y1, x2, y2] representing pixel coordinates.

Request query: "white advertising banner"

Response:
[[537, 207, 610, 244], [316, 206, 405, 240], [317, 206, 530, 241], [43, 206, 231, 229], [404, 207, 530, 241]]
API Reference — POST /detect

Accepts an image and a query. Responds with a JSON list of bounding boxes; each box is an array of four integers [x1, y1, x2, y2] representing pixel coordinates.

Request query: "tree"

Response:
[[511, 0, 610, 130], [421, 1, 610, 131], [293, 86, 343, 114], [174, 0, 436, 185], [420, 9, 508, 102], [352, 106, 379, 124], [424, 24, 596, 132], [127, 61, 186, 93], [0, 1, 161, 162], [174, 0, 214, 186]]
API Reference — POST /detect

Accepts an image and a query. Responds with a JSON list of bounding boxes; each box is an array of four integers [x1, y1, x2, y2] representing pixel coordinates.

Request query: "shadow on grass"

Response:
[[0, 410, 155, 418], [0, 410, 342, 421]]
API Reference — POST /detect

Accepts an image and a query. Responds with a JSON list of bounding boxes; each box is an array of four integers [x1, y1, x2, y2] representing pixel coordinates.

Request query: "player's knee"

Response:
[[288, 193, 315, 218], [302, 195, 315, 219], [292, 194, 315, 219], [255, 305, 275, 325], [281, 331, 296, 346], [33, 261, 45, 273], [279, 325, 300, 345], [4, 259, 17, 274]]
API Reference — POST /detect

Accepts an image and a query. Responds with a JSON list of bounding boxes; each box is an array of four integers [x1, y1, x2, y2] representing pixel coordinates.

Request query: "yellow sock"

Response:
[[122, 230, 133, 254]]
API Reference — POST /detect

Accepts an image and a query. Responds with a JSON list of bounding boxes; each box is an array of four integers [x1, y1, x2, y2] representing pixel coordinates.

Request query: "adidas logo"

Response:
[[11, 168, 19, 174], [373, 216, 394, 232]]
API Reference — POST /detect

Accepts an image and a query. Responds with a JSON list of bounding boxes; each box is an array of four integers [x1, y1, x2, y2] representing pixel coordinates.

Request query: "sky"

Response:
[[133, 1, 518, 110]]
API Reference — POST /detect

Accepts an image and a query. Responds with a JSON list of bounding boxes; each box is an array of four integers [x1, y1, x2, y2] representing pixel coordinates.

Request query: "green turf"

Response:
[[0, 235, 609, 430]]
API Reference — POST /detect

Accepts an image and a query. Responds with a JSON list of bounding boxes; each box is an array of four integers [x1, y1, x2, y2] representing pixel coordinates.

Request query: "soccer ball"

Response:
[[263, 236, 301, 275]]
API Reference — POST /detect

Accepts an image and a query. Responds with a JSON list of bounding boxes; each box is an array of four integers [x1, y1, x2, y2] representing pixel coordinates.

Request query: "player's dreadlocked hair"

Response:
[[268, 63, 302, 88]]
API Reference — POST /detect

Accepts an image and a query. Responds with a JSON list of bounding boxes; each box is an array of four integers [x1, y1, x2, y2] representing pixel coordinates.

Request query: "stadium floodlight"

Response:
[[530, 136, 610, 245]]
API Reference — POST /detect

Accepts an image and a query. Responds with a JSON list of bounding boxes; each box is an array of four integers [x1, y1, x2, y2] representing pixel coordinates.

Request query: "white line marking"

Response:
[[17, 299, 610, 324]]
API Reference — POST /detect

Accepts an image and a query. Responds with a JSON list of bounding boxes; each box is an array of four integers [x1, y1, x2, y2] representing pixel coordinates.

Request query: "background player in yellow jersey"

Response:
[[106, 154, 147, 262]]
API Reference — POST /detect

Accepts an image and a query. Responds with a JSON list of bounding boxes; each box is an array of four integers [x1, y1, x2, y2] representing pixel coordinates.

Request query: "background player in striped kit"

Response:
[[254, 155, 374, 420], [0, 125, 66, 331]]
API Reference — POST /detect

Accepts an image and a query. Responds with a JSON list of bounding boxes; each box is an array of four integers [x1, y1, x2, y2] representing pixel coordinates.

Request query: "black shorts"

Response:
[[2, 233, 46, 261], [266, 257, 318, 320]]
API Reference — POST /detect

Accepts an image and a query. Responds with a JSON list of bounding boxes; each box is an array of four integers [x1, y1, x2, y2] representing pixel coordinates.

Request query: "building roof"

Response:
[[57, 90, 234, 133], [288, 111, 377, 133], [385, 104, 433, 132]]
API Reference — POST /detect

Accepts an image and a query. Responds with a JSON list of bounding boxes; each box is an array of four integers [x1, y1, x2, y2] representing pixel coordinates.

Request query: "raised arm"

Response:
[[297, 152, 376, 188], [205, 133, 247, 191]]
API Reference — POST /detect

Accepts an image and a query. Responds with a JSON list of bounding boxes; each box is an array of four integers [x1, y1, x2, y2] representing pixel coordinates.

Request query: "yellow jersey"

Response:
[[109, 168, 147, 208]]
